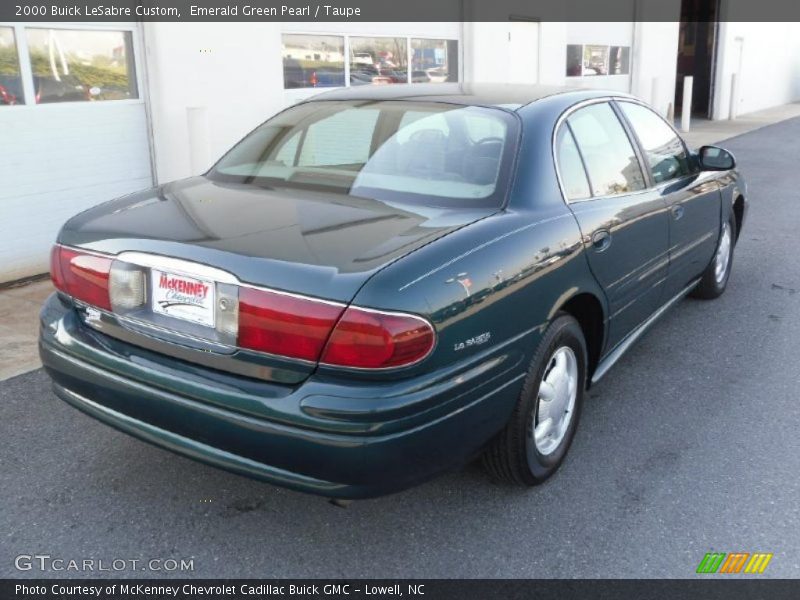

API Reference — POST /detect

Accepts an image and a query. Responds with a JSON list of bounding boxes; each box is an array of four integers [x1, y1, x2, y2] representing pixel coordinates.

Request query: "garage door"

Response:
[[0, 23, 153, 283]]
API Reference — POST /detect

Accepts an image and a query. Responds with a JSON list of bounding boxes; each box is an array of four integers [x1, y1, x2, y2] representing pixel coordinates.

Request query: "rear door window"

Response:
[[567, 102, 646, 197], [555, 125, 591, 201]]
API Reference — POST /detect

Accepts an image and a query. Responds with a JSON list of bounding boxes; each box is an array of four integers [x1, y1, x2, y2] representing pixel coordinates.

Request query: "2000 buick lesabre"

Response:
[[40, 84, 746, 498]]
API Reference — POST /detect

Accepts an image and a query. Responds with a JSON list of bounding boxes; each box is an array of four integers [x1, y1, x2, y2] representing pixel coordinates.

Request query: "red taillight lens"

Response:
[[238, 287, 345, 362], [50, 245, 113, 310], [321, 307, 435, 369]]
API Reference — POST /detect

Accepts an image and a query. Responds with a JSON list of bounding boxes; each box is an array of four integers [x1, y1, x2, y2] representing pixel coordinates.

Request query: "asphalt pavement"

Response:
[[2, 118, 799, 579]]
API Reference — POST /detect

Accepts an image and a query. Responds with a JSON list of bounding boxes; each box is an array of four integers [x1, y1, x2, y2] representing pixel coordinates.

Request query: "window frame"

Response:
[[281, 31, 460, 94], [553, 98, 652, 204], [0, 22, 145, 108]]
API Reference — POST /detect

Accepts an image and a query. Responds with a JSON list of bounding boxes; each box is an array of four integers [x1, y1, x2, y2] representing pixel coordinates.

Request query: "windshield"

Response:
[[209, 100, 519, 208]]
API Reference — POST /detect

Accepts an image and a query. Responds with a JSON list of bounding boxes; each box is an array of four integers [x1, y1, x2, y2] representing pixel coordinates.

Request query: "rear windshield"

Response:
[[209, 100, 519, 208]]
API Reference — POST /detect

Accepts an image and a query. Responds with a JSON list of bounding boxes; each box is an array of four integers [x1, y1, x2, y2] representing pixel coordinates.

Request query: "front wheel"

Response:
[[482, 314, 587, 485], [692, 214, 735, 299]]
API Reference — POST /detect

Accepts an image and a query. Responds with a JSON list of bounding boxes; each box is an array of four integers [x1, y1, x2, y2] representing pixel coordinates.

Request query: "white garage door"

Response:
[[0, 23, 153, 283]]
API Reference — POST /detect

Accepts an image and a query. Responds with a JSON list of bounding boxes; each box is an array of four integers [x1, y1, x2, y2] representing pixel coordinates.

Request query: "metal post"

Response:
[[187, 106, 210, 176], [681, 76, 693, 132], [729, 73, 740, 120]]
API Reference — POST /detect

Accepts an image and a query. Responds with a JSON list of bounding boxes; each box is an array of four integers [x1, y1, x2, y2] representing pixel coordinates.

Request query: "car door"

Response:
[[556, 101, 670, 351], [616, 100, 722, 300]]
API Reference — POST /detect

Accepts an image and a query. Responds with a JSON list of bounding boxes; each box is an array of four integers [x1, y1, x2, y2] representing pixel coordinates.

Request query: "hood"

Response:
[[59, 176, 495, 302]]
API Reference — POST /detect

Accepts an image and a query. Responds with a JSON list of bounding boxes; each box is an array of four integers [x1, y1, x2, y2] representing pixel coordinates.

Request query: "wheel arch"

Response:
[[552, 291, 606, 386], [732, 194, 745, 242]]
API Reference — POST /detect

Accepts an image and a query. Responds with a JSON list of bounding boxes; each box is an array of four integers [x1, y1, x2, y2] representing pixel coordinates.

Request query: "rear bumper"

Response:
[[39, 294, 526, 498]]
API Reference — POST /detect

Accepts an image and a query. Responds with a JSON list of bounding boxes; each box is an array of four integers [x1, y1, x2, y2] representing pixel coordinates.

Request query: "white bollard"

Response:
[[729, 73, 740, 120], [681, 76, 693, 132], [187, 106, 211, 175], [651, 77, 660, 115]]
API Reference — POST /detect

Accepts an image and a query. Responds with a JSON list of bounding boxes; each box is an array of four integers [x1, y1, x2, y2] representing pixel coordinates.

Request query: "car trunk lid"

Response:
[[57, 176, 493, 384]]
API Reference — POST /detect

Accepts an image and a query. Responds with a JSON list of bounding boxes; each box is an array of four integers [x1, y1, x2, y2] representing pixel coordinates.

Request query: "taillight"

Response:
[[321, 307, 435, 369], [49, 245, 437, 369], [238, 287, 345, 362], [50, 245, 113, 310]]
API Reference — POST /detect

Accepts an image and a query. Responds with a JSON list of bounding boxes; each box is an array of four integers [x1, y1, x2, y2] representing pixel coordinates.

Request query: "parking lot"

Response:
[[1, 118, 799, 579]]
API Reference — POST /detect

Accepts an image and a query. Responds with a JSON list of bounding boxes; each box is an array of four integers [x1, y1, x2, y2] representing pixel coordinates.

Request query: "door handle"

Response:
[[671, 204, 685, 220], [591, 229, 612, 252]]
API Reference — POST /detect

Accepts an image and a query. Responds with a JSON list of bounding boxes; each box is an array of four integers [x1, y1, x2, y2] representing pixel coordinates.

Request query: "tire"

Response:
[[482, 313, 587, 485], [691, 214, 736, 300]]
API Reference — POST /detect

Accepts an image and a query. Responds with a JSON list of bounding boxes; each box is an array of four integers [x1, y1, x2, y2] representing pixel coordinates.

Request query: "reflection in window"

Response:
[[411, 39, 458, 83], [619, 102, 690, 184], [212, 101, 512, 206], [556, 126, 591, 201], [568, 103, 645, 196], [299, 108, 380, 166], [349, 37, 408, 85], [582, 45, 609, 76], [609, 46, 630, 75], [26, 28, 137, 103], [282, 34, 345, 89], [0, 27, 24, 105]]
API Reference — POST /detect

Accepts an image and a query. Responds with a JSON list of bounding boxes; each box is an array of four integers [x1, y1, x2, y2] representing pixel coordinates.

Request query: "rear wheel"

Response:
[[482, 314, 587, 485], [692, 214, 735, 299]]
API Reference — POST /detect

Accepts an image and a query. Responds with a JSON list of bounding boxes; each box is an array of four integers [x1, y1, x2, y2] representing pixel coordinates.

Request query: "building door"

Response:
[[675, 0, 719, 118], [507, 21, 539, 84], [0, 23, 153, 283]]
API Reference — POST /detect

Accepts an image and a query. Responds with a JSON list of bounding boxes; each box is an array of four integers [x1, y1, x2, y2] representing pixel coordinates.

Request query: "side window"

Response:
[[619, 102, 691, 184], [556, 125, 591, 201], [567, 103, 646, 197]]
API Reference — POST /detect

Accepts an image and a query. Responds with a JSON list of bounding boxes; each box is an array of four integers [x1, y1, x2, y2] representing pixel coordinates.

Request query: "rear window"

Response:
[[209, 100, 519, 208]]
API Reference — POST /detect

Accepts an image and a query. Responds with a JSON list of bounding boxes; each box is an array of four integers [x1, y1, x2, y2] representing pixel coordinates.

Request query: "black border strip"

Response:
[[3, 0, 800, 22]]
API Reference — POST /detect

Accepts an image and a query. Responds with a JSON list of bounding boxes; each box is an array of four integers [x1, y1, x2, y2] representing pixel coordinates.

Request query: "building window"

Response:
[[609, 46, 630, 75], [282, 34, 345, 89], [282, 34, 459, 89], [412, 38, 458, 83], [26, 28, 137, 103], [582, 45, 609, 76], [350, 37, 407, 84], [566, 44, 631, 77], [566, 44, 582, 77], [0, 27, 24, 105]]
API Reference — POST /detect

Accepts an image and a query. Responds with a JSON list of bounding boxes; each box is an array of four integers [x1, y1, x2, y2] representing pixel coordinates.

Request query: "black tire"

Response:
[[691, 214, 736, 300], [482, 313, 587, 485]]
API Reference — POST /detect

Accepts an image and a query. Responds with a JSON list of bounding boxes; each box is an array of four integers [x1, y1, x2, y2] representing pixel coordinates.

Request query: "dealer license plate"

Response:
[[151, 269, 215, 328]]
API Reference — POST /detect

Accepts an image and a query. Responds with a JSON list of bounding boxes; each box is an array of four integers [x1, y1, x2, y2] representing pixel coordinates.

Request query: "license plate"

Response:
[[151, 269, 215, 328]]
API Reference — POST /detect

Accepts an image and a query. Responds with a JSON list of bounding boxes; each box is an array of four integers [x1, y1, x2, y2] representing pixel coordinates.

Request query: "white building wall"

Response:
[[565, 22, 635, 93], [144, 22, 460, 184], [712, 20, 800, 119], [143, 22, 285, 183], [630, 21, 681, 116], [464, 22, 567, 86]]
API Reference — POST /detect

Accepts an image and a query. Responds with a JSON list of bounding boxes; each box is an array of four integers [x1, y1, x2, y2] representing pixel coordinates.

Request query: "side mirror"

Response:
[[698, 145, 736, 171]]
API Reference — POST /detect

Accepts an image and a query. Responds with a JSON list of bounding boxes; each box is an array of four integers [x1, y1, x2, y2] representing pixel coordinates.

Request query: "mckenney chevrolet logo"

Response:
[[696, 552, 773, 574], [158, 274, 210, 299]]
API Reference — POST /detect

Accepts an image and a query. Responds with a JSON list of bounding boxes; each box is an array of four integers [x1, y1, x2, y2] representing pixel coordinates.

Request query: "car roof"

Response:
[[303, 83, 632, 111]]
